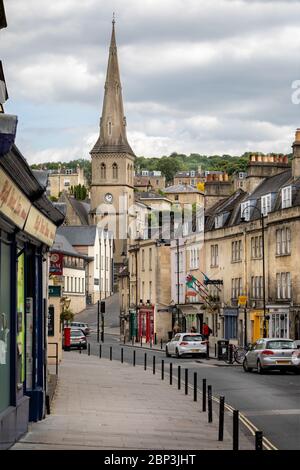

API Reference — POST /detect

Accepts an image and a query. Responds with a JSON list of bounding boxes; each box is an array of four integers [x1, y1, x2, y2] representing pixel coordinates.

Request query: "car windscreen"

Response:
[[71, 331, 84, 337], [266, 340, 296, 350], [182, 335, 203, 342]]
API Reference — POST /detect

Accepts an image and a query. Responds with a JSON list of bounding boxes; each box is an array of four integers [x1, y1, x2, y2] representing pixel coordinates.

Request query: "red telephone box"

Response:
[[64, 326, 71, 351], [138, 304, 154, 343]]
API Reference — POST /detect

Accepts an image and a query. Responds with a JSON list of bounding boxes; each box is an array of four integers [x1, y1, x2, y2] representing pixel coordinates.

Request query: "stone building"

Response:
[[47, 165, 86, 199], [134, 171, 166, 192], [202, 130, 300, 346]]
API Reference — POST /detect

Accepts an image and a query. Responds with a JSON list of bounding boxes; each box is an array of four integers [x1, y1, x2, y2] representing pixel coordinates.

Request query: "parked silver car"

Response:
[[243, 338, 300, 374], [70, 321, 90, 336], [166, 333, 207, 358]]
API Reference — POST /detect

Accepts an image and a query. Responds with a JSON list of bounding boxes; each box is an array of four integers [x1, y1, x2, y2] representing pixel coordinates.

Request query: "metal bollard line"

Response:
[[185, 369, 188, 395], [218, 396, 225, 441], [161, 359, 164, 380], [255, 431, 263, 451], [206, 341, 210, 360], [154, 333, 157, 345], [99, 344, 102, 358], [141, 336, 143, 348], [202, 378, 207, 412], [170, 363, 173, 385], [133, 350, 136, 367], [193, 372, 197, 402], [160, 339, 163, 350], [110, 346, 112, 361], [153, 356, 156, 375], [88, 343, 90, 356], [132, 336, 134, 346], [121, 348, 124, 363], [144, 352, 147, 370], [124, 336, 125, 345], [233, 409, 239, 450], [178, 366, 181, 390], [208, 385, 213, 423]]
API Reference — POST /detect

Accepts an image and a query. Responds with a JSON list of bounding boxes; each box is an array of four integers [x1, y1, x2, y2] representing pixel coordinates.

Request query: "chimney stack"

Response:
[[292, 128, 300, 178]]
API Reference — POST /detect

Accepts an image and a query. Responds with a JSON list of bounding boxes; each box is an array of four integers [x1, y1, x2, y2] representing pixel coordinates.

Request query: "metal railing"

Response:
[[48, 342, 59, 376]]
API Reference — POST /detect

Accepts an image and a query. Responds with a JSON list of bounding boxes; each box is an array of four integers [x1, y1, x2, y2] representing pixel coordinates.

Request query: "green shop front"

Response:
[[0, 147, 64, 449]]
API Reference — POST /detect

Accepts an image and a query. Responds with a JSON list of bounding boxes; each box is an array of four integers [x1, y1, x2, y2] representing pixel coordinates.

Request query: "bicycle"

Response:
[[225, 344, 249, 364]]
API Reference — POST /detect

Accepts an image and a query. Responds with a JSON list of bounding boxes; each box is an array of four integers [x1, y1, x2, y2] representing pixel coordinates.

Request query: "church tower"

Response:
[[90, 19, 135, 264]]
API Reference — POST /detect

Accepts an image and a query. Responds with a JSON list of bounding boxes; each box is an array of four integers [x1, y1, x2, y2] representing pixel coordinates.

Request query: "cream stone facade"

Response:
[[48, 166, 86, 199]]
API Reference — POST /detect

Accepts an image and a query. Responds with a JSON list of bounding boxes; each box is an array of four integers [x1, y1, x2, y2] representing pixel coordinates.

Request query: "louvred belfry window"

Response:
[[0, 61, 8, 108]]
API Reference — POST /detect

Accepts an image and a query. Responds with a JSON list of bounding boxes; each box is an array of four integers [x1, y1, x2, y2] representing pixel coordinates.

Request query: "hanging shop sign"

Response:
[[24, 205, 56, 246], [49, 252, 63, 275], [48, 285, 61, 297], [0, 168, 31, 229]]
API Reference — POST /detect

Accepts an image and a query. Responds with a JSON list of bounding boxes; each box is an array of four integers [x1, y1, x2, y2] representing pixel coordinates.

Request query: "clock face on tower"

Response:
[[104, 192, 113, 204]]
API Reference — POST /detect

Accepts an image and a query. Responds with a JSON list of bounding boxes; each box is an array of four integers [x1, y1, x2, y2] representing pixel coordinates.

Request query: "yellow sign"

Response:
[[24, 205, 57, 246], [197, 182, 205, 192], [0, 168, 31, 229], [238, 295, 247, 306]]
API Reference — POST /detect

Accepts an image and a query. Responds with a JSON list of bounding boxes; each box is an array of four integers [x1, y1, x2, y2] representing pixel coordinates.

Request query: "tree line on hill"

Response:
[[31, 151, 292, 184]]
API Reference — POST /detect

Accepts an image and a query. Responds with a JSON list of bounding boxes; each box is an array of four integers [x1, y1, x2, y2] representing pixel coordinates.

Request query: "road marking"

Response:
[[243, 409, 300, 416]]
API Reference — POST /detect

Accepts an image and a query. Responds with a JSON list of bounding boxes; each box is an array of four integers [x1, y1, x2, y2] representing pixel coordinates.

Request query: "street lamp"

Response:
[[241, 204, 267, 338]]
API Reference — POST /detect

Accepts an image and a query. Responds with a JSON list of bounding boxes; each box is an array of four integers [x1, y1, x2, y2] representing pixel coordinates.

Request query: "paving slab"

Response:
[[11, 352, 253, 450]]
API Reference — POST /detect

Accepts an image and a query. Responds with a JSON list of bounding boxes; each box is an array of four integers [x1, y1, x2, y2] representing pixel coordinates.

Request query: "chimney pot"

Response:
[[295, 128, 300, 142]]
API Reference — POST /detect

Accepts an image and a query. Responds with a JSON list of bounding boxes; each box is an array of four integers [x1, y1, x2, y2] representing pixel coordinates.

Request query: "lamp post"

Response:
[[241, 204, 267, 338]]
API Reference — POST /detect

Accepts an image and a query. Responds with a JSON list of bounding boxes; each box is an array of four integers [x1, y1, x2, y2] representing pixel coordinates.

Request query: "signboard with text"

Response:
[[49, 252, 63, 275], [0, 168, 31, 229], [24, 205, 57, 246]]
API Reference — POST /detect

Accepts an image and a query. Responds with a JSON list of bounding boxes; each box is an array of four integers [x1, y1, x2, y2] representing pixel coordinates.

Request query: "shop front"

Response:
[[223, 307, 238, 341], [267, 305, 290, 339], [0, 148, 64, 449], [250, 310, 264, 343]]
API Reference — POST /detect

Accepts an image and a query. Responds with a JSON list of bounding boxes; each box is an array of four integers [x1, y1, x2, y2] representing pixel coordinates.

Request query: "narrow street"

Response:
[[76, 299, 300, 451]]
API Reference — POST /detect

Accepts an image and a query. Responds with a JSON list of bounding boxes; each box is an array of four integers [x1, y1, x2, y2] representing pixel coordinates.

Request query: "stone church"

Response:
[[89, 19, 136, 265]]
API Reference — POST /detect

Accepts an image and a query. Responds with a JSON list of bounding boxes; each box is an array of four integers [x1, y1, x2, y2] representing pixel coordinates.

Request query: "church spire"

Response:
[[90, 19, 135, 156]]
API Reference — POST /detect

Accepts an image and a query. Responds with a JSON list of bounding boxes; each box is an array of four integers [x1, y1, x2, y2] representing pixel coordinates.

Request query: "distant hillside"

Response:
[[31, 152, 292, 185]]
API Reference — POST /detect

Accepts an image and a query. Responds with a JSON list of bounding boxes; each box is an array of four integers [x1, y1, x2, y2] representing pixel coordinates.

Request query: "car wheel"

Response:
[[243, 359, 252, 372], [166, 346, 171, 357], [176, 348, 180, 359], [257, 360, 265, 374]]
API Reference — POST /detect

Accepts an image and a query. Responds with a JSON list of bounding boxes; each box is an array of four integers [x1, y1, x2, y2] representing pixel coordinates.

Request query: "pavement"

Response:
[[12, 351, 253, 450]]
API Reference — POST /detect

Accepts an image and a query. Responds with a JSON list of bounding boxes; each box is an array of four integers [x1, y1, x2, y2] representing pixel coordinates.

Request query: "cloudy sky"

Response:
[[1, 0, 300, 164]]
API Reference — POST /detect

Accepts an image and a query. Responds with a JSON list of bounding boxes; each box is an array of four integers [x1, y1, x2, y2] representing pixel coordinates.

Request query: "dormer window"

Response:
[[241, 201, 251, 221], [261, 193, 272, 216], [281, 186, 292, 209], [215, 214, 224, 229]]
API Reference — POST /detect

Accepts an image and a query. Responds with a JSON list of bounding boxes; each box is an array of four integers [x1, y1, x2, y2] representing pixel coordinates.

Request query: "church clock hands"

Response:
[[104, 193, 113, 203]]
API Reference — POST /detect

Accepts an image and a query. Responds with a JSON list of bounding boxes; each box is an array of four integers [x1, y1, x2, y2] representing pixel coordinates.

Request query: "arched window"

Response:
[[101, 163, 106, 179], [108, 121, 112, 136], [112, 162, 118, 179]]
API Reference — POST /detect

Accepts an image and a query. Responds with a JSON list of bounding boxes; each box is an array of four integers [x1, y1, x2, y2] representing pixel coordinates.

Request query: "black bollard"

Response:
[[218, 396, 225, 441], [193, 372, 197, 402], [185, 369, 188, 395], [233, 410, 239, 450], [133, 350, 136, 367], [255, 431, 263, 451], [228, 344, 233, 364], [132, 336, 134, 346], [99, 344, 102, 358], [144, 353, 147, 370], [202, 378, 207, 412], [170, 363, 173, 385], [141, 336, 143, 348], [160, 338, 163, 350], [121, 348, 124, 363], [215, 344, 217, 358], [178, 366, 181, 390], [206, 341, 210, 360], [79, 344, 82, 354], [110, 346, 112, 361], [153, 356, 156, 374], [150, 338, 152, 349], [161, 360, 164, 380], [154, 333, 157, 345], [124, 335, 126, 345], [208, 385, 213, 423], [88, 343, 90, 356]]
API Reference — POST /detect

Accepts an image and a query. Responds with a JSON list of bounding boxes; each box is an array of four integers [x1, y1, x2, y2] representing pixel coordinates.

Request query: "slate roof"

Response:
[[164, 184, 201, 194], [68, 197, 90, 225], [57, 225, 97, 246], [205, 167, 300, 231], [32, 170, 48, 189], [51, 233, 86, 258]]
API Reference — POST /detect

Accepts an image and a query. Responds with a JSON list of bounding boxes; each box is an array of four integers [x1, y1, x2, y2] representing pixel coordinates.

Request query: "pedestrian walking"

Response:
[[202, 322, 212, 340]]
